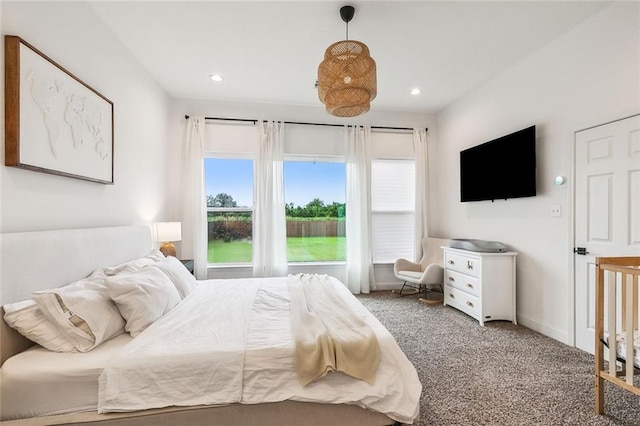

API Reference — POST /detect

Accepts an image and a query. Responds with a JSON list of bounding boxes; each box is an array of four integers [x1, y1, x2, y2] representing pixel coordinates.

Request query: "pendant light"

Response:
[[317, 5, 377, 117]]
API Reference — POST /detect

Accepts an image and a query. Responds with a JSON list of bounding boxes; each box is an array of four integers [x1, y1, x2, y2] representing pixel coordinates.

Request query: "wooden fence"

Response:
[[209, 220, 345, 240], [286, 220, 345, 237]]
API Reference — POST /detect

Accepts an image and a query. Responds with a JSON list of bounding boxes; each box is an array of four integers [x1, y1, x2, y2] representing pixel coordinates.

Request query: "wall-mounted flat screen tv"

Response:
[[460, 125, 536, 202]]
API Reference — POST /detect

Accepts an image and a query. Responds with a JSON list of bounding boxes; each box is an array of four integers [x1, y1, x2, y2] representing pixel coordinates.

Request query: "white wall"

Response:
[[433, 2, 640, 344], [0, 1, 171, 233]]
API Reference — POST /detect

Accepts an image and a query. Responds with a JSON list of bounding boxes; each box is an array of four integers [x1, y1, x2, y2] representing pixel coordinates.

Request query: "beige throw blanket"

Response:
[[287, 274, 380, 386]]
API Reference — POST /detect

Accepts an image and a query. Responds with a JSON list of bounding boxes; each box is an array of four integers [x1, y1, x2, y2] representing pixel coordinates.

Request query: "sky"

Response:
[[205, 158, 345, 208]]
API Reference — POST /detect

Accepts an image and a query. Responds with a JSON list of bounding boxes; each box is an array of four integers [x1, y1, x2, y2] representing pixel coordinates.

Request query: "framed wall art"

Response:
[[5, 35, 114, 184]]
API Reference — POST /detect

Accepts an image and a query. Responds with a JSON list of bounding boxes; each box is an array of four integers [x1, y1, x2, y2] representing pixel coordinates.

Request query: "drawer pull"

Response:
[[467, 261, 473, 270], [448, 293, 455, 299], [448, 277, 455, 282], [466, 301, 474, 307], [466, 283, 473, 289], [448, 260, 455, 265]]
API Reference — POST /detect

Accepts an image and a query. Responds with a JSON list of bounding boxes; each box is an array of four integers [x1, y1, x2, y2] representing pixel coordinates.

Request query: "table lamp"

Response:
[[154, 222, 182, 257]]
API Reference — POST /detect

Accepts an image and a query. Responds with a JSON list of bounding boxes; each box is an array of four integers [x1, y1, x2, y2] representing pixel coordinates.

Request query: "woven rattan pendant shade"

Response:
[[318, 40, 377, 117], [317, 6, 376, 117]]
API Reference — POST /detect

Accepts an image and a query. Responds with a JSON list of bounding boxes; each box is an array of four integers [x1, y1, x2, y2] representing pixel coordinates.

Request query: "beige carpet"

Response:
[[356, 291, 640, 426]]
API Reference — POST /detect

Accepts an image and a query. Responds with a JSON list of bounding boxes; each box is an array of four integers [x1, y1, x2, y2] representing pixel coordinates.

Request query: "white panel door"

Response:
[[575, 114, 640, 354]]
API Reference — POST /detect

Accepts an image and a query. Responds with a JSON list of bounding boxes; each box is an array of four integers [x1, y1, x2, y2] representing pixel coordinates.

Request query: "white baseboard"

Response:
[[373, 282, 403, 291], [516, 313, 569, 346]]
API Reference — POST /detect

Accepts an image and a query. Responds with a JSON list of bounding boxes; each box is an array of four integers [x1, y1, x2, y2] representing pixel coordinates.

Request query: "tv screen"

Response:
[[460, 125, 536, 202]]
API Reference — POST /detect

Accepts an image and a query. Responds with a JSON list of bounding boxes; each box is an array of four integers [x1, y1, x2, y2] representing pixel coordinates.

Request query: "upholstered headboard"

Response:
[[0, 225, 152, 364]]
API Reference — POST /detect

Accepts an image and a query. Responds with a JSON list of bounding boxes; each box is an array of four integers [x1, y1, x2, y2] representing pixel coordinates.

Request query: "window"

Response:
[[284, 159, 345, 262], [371, 159, 415, 263], [205, 158, 254, 264]]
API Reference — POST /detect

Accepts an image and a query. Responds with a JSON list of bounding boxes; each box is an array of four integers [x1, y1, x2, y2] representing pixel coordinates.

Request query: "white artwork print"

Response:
[[19, 43, 112, 182]]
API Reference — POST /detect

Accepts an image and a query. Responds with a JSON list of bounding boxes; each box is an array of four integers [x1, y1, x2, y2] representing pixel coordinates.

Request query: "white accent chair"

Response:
[[393, 237, 450, 303]]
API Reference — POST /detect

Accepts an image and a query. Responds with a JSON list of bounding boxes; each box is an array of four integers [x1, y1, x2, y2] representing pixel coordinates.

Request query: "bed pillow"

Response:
[[146, 249, 166, 262], [102, 249, 166, 276], [147, 256, 197, 299], [104, 268, 181, 337], [31, 269, 125, 352], [3, 299, 77, 352]]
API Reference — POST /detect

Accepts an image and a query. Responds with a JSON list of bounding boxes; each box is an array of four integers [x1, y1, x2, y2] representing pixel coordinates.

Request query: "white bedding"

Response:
[[2, 275, 421, 423], [0, 334, 132, 420], [608, 330, 640, 368], [99, 276, 421, 424]]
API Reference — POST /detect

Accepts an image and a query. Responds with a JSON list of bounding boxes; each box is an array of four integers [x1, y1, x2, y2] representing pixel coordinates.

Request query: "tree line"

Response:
[[208, 193, 345, 218]]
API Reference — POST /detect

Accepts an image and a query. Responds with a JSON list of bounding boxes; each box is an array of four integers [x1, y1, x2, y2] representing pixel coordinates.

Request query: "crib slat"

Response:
[[624, 272, 634, 384], [634, 274, 638, 331], [608, 270, 617, 378], [622, 278, 627, 333], [595, 259, 605, 415]]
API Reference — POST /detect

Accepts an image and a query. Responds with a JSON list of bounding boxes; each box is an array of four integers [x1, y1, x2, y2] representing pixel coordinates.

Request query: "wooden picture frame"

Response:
[[5, 35, 114, 184]]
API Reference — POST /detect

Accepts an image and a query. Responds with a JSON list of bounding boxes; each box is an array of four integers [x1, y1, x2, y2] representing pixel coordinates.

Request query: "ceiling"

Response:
[[88, 1, 611, 114]]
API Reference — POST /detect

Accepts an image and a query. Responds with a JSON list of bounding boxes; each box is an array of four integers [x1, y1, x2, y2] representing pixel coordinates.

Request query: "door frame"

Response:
[[570, 110, 640, 349]]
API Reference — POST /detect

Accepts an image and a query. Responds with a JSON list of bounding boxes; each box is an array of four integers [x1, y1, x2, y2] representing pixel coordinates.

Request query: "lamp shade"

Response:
[[317, 40, 377, 117], [154, 222, 182, 242]]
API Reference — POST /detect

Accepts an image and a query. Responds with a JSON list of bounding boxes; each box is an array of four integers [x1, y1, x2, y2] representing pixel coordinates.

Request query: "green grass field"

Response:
[[208, 237, 346, 263]]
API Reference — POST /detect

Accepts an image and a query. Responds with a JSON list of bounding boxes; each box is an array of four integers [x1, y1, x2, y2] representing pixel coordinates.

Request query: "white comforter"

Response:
[[98, 276, 421, 424]]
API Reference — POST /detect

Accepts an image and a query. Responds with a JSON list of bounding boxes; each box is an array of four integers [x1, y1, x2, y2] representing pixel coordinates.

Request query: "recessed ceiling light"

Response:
[[209, 74, 223, 82], [410, 88, 421, 96]]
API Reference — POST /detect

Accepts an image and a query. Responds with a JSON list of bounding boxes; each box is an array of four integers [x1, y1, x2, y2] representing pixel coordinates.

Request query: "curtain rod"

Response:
[[184, 115, 427, 132]]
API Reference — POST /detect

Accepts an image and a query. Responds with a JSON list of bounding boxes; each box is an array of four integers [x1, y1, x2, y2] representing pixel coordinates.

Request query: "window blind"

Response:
[[371, 160, 415, 263]]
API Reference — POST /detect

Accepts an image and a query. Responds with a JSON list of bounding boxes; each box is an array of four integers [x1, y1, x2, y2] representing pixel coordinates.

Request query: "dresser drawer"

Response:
[[444, 251, 480, 277], [445, 269, 480, 297], [444, 285, 480, 319]]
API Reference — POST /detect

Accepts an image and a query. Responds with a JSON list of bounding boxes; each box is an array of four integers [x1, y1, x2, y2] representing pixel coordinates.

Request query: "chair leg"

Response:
[[420, 284, 427, 299], [419, 283, 444, 305], [394, 281, 420, 297]]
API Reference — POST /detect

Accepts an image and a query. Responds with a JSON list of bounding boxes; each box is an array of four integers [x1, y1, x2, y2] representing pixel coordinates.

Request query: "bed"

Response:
[[0, 225, 421, 425], [595, 256, 640, 415]]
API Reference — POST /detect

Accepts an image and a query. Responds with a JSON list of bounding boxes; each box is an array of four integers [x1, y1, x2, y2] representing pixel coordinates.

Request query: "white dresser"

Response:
[[441, 246, 517, 326]]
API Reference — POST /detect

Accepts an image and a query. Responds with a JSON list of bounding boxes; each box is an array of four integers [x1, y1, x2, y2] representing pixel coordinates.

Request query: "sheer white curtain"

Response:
[[413, 128, 430, 261], [253, 121, 288, 277], [345, 125, 374, 294], [182, 116, 208, 279]]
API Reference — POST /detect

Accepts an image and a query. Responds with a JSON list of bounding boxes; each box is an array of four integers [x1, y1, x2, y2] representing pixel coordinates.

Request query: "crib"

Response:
[[595, 256, 640, 415]]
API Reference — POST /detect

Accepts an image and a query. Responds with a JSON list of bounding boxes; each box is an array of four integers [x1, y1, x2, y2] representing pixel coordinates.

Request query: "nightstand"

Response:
[[179, 259, 194, 274]]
